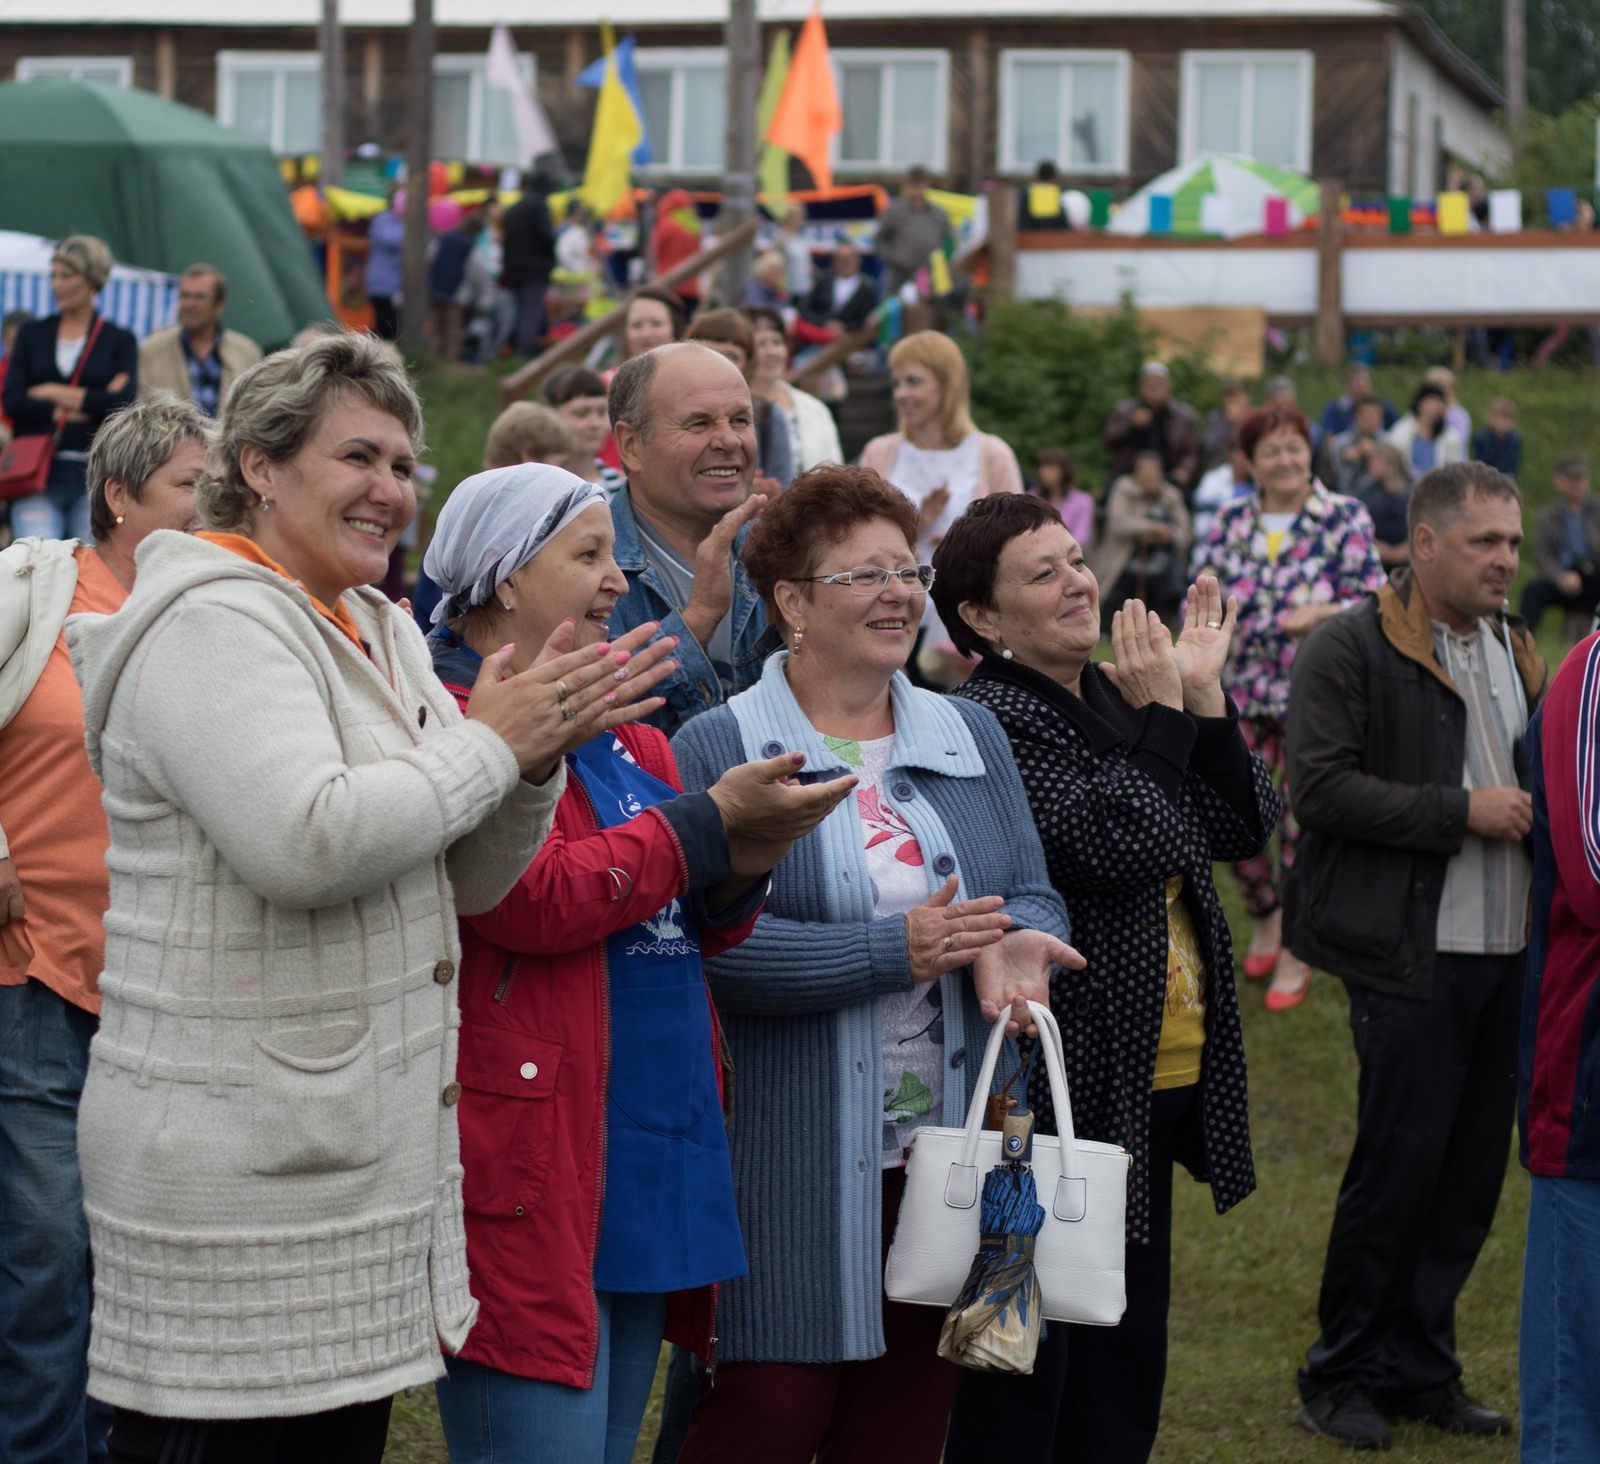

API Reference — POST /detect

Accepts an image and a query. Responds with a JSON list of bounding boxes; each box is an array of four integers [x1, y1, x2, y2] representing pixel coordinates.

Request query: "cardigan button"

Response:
[[442, 1082, 462, 1106], [520, 1062, 538, 1080], [892, 781, 914, 801], [433, 960, 455, 985], [762, 740, 785, 758], [1075, 998, 1091, 1016], [932, 853, 956, 876]]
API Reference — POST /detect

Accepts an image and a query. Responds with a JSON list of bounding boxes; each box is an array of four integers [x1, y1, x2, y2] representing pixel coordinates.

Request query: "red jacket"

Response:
[[444, 705, 754, 1387]]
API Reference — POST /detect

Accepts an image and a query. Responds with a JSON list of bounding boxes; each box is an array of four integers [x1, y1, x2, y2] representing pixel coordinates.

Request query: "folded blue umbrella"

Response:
[[938, 1110, 1048, 1373]]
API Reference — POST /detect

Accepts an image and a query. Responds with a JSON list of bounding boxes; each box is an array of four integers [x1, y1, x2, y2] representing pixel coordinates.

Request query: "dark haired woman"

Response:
[[669, 464, 1077, 1464], [683, 308, 794, 490], [1031, 447, 1095, 550], [540, 364, 626, 493], [1386, 382, 1467, 479], [743, 305, 843, 472], [931, 492, 1279, 1464], [1193, 405, 1385, 1008]]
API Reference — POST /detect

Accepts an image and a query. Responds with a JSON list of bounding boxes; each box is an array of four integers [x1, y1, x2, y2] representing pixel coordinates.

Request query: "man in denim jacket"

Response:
[[609, 343, 783, 735]]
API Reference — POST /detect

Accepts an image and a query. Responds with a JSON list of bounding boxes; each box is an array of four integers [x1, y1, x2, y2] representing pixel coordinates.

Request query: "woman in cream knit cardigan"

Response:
[[67, 335, 680, 1463]]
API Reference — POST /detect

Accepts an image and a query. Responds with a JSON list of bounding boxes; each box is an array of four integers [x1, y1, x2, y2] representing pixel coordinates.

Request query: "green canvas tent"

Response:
[[0, 81, 329, 350]]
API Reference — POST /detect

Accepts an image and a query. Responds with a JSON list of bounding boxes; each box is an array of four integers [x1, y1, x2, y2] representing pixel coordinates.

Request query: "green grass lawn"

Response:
[[382, 356, 1582, 1461]]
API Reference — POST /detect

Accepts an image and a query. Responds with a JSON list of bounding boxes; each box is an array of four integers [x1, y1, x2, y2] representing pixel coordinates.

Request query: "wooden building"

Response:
[[0, 0, 1505, 197]]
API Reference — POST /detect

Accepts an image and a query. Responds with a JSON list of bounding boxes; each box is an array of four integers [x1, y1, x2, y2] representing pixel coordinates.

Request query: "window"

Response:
[[632, 48, 726, 174], [1180, 51, 1314, 172], [16, 56, 132, 87], [998, 50, 1130, 176], [217, 52, 322, 156], [433, 52, 537, 165], [831, 50, 949, 174]]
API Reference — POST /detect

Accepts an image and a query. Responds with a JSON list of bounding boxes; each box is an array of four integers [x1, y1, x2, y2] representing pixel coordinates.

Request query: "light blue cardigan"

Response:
[[670, 652, 1072, 1364]]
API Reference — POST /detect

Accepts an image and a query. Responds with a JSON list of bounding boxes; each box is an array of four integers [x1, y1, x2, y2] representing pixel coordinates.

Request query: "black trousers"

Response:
[[369, 295, 399, 342], [943, 1084, 1197, 1464], [106, 1396, 392, 1464], [1299, 951, 1523, 1401], [1518, 571, 1600, 633]]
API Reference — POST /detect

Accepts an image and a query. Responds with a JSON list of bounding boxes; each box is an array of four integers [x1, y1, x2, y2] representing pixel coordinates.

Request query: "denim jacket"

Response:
[[609, 484, 783, 735]]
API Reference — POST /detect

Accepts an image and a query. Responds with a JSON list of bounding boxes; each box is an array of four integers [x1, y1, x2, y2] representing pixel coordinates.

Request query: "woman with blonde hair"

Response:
[[70, 333, 677, 1463], [859, 330, 1021, 682], [2, 235, 138, 540]]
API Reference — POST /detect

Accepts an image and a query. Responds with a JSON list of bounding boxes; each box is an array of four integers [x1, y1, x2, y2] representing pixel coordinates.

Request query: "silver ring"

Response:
[[556, 680, 572, 699], [561, 703, 577, 722], [1206, 620, 1221, 628]]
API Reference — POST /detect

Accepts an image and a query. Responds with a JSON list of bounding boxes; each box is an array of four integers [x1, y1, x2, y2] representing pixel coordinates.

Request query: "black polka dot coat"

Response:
[[953, 654, 1279, 1243]]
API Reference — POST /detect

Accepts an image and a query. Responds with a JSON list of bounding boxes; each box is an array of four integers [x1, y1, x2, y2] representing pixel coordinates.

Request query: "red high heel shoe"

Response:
[[1243, 948, 1280, 980]]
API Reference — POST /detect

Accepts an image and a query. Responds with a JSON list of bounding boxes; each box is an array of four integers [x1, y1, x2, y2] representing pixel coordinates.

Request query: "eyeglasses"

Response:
[[798, 565, 936, 595]]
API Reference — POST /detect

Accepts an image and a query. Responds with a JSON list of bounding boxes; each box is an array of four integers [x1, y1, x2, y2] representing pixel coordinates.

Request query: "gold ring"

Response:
[[556, 680, 572, 699], [941, 935, 954, 953]]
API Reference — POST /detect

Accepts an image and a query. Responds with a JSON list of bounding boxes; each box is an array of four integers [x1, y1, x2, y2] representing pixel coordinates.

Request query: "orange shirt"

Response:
[[197, 532, 367, 652], [0, 547, 126, 1013]]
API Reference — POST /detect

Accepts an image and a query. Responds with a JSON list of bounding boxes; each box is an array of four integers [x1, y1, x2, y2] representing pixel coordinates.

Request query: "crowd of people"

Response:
[[2, 228, 1598, 1464]]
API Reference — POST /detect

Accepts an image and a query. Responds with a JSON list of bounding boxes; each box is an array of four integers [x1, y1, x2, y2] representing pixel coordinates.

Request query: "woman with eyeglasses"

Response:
[[668, 465, 1078, 1464]]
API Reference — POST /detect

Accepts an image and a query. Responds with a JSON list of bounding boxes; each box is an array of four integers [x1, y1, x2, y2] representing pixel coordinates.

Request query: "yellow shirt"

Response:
[[1265, 530, 1287, 561], [1152, 874, 1207, 1090]]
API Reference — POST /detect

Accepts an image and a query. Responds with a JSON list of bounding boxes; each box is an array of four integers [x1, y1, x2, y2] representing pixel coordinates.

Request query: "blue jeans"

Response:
[[0, 978, 113, 1463], [1520, 1174, 1600, 1461], [437, 1291, 668, 1464], [11, 455, 91, 542]]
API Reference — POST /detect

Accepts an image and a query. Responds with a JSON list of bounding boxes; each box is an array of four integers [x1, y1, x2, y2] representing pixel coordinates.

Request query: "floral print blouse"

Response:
[[1195, 484, 1386, 720]]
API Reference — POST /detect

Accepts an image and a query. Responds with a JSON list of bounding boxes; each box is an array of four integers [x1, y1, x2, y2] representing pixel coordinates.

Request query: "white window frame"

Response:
[[830, 48, 950, 175], [432, 51, 537, 165], [16, 56, 133, 86], [216, 50, 321, 156], [1179, 49, 1315, 172], [632, 47, 727, 175], [997, 49, 1130, 177]]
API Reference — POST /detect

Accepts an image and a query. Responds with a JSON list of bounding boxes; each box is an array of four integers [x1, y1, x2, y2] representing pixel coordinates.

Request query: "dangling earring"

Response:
[[115, 515, 124, 525], [258, 498, 271, 512], [503, 600, 513, 610], [791, 630, 803, 659]]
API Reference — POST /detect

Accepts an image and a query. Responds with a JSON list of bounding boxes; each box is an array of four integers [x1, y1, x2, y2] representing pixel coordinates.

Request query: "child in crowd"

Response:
[[541, 364, 628, 493], [1357, 440, 1413, 568], [1031, 447, 1096, 548], [1471, 396, 1522, 480]]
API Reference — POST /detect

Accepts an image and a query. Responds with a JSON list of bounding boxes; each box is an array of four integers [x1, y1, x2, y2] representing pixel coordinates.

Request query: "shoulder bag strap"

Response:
[[52, 314, 106, 446]]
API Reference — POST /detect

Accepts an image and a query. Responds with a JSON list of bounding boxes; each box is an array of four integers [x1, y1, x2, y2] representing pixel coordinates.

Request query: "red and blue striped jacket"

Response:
[[1522, 630, 1600, 1178]]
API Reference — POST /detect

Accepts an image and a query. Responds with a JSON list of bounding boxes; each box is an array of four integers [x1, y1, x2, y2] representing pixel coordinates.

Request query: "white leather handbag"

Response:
[[884, 999, 1130, 1325]]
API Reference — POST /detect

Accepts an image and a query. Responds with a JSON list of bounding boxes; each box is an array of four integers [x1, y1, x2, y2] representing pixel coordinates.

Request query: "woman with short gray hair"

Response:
[[71, 331, 680, 1464], [0, 391, 207, 1464], [2, 234, 138, 540]]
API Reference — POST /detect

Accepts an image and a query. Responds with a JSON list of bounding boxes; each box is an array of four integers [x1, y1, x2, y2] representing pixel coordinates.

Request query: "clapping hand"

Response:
[[1099, 598, 1183, 711], [708, 751, 858, 885], [1170, 576, 1236, 717], [973, 928, 1086, 1037]]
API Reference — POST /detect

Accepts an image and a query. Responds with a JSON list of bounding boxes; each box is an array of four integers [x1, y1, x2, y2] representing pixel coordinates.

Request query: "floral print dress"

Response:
[[1194, 484, 1386, 914]]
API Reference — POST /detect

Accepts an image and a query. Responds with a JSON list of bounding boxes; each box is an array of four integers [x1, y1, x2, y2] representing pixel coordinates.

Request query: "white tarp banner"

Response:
[[0, 230, 178, 340]]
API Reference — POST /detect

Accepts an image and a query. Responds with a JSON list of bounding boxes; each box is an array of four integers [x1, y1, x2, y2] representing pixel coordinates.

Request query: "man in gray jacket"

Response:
[[1519, 453, 1600, 633], [874, 166, 950, 296]]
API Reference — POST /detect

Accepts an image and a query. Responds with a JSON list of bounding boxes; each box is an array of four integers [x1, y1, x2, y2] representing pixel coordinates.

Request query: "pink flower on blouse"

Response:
[[856, 785, 925, 865]]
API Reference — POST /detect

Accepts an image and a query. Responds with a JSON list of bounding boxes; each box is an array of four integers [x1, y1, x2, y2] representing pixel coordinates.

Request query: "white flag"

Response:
[[487, 23, 558, 167]]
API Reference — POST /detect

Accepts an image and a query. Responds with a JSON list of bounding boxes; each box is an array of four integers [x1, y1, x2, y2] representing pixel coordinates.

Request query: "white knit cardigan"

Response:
[[65, 531, 564, 1420]]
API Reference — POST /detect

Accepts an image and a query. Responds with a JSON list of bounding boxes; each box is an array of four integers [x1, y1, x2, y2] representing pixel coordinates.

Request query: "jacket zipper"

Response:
[[570, 772, 611, 1390], [493, 952, 517, 1005]]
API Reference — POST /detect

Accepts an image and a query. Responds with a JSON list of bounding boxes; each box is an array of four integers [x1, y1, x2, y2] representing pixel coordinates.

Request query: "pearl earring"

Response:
[[792, 630, 804, 659], [1001, 648, 1014, 660], [115, 515, 124, 525], [258, 498, 271, 512]]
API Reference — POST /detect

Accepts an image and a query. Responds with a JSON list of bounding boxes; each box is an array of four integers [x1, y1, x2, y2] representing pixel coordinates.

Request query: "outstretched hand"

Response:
[[905, 876, 1012, 984], [973, 928, 1085, 1037], [708, 750, 858, 881]]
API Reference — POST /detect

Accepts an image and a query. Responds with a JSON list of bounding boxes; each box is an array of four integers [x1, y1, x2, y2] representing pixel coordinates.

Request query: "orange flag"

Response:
[[764, 7, 842, 192]]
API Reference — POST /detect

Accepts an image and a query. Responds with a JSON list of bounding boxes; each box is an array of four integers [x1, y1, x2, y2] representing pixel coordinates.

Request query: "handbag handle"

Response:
[[949, 999, 1080, 1211]]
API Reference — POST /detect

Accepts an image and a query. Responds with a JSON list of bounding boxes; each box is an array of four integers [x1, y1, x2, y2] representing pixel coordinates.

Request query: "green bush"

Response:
[[962, 297, 1220, 482]]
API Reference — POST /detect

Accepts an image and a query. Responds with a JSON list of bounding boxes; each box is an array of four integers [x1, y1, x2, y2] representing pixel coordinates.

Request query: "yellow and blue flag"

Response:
[[576, 31, 652, 167], [579, 23, 644, 218]]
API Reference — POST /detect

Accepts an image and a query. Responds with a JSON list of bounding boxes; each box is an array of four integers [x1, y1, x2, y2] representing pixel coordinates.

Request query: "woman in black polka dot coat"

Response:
[[931, 494, 1280, 1464]]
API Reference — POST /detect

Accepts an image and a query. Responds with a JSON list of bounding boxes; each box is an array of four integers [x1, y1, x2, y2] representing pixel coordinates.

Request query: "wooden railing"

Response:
[[497, 215, 763, 408]]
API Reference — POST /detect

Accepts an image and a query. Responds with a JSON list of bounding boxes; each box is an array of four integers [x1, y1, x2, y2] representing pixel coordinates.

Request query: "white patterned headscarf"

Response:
[[423, 464, 610, 627]]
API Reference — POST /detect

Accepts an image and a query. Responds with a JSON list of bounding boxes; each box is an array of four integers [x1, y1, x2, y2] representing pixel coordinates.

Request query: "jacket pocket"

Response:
[[1303, 840, 1407, 960], [250, 1024, 379, 1175], [456, 1020, 564, 1216]]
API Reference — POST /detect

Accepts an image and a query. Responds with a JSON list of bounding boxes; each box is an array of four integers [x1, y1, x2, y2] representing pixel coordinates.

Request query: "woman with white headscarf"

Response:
[[424, 464, 856, 1464]]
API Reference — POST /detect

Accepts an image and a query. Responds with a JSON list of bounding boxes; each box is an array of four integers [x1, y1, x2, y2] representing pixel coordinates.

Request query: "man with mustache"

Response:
[[1282, 461, 1544, 1449], [607, 342, 783, 734]]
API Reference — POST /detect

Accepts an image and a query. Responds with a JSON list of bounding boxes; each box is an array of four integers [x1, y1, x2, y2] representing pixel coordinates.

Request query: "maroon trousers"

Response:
[[675, 1168, 963, 1464]]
